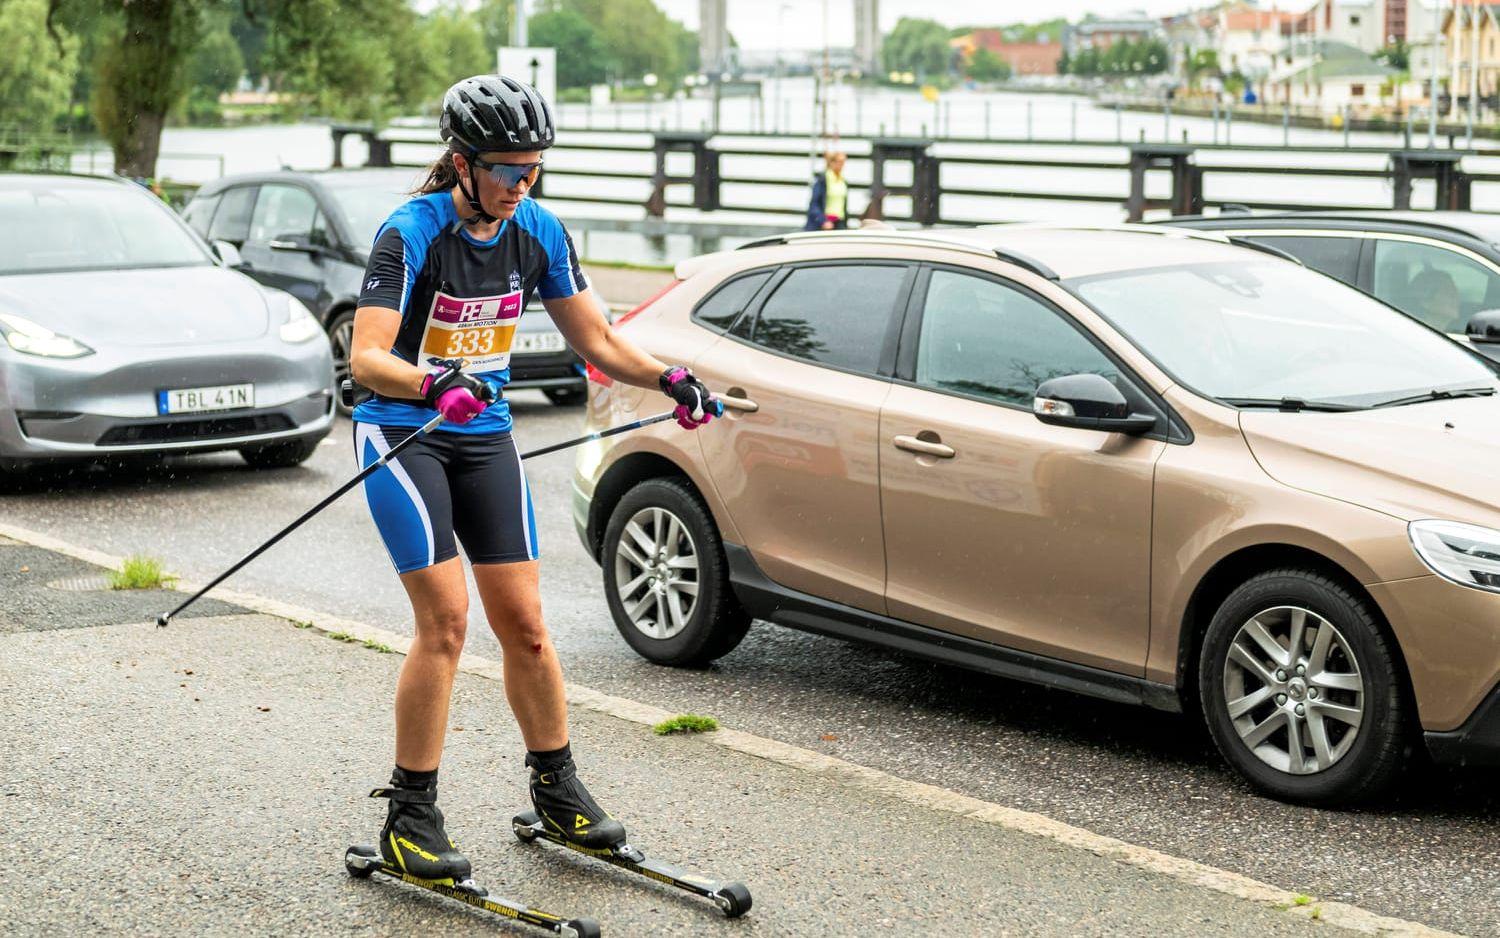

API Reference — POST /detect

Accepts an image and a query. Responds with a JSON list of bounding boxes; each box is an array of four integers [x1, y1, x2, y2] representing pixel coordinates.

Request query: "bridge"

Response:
[[698, 0, 879, 77]]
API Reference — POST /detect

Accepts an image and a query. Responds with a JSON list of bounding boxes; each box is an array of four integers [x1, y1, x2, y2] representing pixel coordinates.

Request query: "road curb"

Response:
[[0, 520, 1461, 938]]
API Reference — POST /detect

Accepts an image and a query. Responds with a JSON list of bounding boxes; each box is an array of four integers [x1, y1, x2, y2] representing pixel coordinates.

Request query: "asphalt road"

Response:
[[2, 400, 1496, 935]]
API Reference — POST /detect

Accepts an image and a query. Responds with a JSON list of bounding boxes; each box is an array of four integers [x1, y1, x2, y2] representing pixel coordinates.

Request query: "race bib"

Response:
[[418, 289, 523, 373]]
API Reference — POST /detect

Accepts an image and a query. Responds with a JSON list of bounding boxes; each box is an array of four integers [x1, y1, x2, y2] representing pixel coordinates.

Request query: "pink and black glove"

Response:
[[659, 365, 721, 430], [421, 360, 494, 425]]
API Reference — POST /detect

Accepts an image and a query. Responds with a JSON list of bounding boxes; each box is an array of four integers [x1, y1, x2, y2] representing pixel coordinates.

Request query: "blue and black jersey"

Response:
[[353, 192, 587, 434]]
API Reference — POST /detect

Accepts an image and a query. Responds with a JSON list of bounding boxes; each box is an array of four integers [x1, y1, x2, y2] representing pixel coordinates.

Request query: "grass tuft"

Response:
[[327, 631, 358, 643], [362, 638, 394, 653], [108, 555, 176, 590], [291, 619, 313, 629], [1292, 894, 1313, 907], [653, 714, 719, 736]]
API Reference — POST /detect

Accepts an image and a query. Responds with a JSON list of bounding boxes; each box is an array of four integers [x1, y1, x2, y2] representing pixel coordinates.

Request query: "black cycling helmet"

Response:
[[440, 74, 555, 154]]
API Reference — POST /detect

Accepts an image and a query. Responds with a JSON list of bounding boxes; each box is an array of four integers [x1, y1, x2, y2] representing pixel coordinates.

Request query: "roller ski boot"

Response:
[[344, 768, 601, 936], [512, 750, 752, 919]]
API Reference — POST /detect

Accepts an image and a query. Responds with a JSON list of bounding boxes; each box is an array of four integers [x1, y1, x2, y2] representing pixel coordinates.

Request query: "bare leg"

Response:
[[393, 556, 471, 771], [471, 560, 568, 751]]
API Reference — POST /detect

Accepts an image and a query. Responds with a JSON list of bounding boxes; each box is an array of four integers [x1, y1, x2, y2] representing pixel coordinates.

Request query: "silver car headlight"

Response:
[[278, 296, 322, 344], [1409, 520, 1500, 594], [0, 312, 94, 359]]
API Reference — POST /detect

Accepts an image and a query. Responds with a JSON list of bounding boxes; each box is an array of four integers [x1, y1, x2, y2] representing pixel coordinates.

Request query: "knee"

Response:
[[416, 607, 468, 661], [495, 611, 550, 656]]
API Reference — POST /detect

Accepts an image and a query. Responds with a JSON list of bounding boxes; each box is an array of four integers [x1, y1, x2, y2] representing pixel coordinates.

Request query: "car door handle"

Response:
[[893, 435, 955, 458], [719, 389, 758, 413]]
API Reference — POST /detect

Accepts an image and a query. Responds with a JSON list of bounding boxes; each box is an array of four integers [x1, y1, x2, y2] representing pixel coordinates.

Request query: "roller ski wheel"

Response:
[[343, 843, 601, 936], [511, 809, 753, 919]]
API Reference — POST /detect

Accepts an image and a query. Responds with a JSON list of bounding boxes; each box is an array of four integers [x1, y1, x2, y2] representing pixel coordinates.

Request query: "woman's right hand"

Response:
[[421, 362, 493, 424]]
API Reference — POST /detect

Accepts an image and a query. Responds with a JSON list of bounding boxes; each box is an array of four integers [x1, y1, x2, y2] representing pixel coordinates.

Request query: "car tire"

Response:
[[239, 437, 321, 469], [544, 386, 586, 407], [601, 478, 751, 667], [1198, 568, 1409, 806], [327, 309, 357, 417]]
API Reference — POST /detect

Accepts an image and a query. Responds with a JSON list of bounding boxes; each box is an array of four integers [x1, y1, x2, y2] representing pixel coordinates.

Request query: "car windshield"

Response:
[[1068, 260, 1497, 407], [327, 183, 415, 249], [0, 182, 212, 275]]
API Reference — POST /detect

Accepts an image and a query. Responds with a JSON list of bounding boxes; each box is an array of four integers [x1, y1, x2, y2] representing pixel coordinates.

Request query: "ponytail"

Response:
[[414, 149, 461, 195]]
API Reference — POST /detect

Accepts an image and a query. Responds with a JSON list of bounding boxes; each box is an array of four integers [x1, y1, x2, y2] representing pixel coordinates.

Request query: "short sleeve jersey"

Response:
[[352, 192, 587, 434]]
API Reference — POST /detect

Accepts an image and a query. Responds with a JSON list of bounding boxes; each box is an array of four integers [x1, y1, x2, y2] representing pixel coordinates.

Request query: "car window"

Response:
[[181, 192, 221, 239], [1248, 235, 1362, 283], [248, 184, 319, 243], [916, 270, 1119, 407], [694, 270, 773, 331], [207, 185, 256, 244], [749, 264, 908, 373], [1371, 239, 1500, 334]]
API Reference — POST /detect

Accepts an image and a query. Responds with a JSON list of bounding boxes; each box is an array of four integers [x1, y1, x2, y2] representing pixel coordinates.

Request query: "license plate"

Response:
[[157, 383, 255, 415], [512, 333, 566, 354]]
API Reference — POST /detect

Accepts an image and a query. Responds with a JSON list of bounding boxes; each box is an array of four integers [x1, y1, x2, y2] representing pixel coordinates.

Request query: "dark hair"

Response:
[[414, 149, 462, 195]]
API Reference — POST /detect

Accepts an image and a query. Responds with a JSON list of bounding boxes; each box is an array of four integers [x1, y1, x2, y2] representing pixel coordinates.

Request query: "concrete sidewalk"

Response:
[[0, 540, 1387, 936]]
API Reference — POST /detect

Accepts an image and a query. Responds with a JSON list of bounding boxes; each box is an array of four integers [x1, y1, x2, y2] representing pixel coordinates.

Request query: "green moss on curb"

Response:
[[653, 714, 719, 736]]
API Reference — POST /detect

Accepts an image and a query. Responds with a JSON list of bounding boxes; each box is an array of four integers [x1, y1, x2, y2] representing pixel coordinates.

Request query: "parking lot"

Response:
[[3, 396, 1495, 935]]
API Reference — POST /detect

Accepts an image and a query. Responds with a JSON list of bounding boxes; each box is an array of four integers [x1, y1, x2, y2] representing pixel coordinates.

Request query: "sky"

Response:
[[650, 0, 1240, 51]]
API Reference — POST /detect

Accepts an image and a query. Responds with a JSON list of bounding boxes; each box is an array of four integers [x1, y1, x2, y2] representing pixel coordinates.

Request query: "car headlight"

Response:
[[1409, 520, 1500, 594], [278, 296, 322, 344], [0, 313, 94, 359]]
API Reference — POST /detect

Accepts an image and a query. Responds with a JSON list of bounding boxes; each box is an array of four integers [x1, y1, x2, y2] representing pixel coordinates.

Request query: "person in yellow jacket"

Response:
[[804, 150, 850, 230]]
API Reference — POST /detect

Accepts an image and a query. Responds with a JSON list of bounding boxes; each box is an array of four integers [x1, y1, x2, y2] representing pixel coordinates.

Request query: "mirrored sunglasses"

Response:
[[471, 156, 543, 189]]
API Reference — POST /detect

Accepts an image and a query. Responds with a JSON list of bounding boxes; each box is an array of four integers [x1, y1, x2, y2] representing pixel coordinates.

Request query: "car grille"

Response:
[[96, 414, 295, 446]]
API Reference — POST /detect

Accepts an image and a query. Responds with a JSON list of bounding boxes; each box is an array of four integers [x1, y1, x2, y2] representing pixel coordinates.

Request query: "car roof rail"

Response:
[[992, 248, 1059, 280], [1224, 235, 1305, 265], [735, 229, 1006, 263]]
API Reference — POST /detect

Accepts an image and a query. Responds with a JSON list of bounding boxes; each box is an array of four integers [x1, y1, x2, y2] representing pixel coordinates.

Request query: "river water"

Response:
[[71, 80, 1500, 264]]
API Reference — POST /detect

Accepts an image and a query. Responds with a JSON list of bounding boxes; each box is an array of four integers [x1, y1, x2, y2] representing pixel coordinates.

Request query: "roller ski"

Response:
[[345, 769, 600, 937], [511, 751, 752, 919]]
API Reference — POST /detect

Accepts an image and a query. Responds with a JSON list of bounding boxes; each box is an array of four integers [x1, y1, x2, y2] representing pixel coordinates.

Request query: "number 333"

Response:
[[444, 328, 496, 356]]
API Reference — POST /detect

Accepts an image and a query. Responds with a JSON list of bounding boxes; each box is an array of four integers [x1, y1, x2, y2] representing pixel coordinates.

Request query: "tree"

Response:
[[66, 0, 210, 179], [543, 0, 693, 86], [530, 9, 606, 89], [185, 13, 245, 117], [1376, 41, 1409, 72], [255, 0, 414, 121], [965, 47, 1011, 83], [0, 0, 78, 133], [882, 17, 951, 79], [477, 0, 512, 57], [394, 3, 491, 111]]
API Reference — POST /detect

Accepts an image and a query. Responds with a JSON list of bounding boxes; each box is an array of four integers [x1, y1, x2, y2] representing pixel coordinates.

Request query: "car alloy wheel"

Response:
[[329, 311, 355, 415], [1222, 604, 1365, 775], [613, 505, 701, 640]]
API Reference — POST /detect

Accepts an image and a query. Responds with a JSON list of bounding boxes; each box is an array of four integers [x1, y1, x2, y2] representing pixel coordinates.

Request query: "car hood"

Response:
[[0, 266, 270, 347], [1240, 395, 1500, 527]]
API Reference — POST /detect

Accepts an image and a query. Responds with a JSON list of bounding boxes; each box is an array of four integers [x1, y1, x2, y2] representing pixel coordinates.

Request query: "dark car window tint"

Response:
[[916, 270, 1118, 407], [1251, 235, 1361, 283], [1371, 239, 1500, 334], [181, 192, 220, 239], [207, 186, 256, 245], [751, 264, 907, 373], [694, 271, 772, 331], [249, 185, 319, 243]]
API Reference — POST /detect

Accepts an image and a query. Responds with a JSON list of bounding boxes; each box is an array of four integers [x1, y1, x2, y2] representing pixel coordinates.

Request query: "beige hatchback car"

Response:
[[572, 226, 1500, 805]]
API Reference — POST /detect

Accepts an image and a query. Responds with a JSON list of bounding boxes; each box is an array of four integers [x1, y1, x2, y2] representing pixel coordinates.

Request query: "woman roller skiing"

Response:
[[348, 74, 718, 886]]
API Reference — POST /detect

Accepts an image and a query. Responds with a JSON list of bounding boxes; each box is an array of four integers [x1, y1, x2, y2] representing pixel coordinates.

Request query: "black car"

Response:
[[1161, 211, 1500, 363], [182, 169, 589, 413]]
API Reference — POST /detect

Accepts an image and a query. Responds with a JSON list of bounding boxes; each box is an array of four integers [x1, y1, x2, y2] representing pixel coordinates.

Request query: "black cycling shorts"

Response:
[[354, 423, 538, 573]]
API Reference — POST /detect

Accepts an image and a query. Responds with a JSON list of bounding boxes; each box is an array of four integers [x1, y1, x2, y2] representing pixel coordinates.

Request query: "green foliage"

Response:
[[0, 0, 79, 132], [882, 17, 952, 79], [1376, 41, 1409, 72], [393, 2, 492, 112], [258, 0, 412, 122], [108, 555, 177, 590], [477, 0, 512, 56], [653, 714, 720, 736], [531, 8, 607, 89], [1066, 38, 1168, 78], [965, 47, 1011, 83]]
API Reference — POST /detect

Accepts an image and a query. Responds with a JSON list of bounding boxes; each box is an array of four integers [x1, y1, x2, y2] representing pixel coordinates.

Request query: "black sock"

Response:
[[526, 742, 572, 772], [392, 764, 438, 789]]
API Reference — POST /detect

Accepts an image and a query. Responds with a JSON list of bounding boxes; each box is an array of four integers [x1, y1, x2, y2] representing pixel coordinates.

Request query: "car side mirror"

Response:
[[1033, 373, 1158, 435], [211, 240, 244, 268], [1466, 309, 1500, 343]]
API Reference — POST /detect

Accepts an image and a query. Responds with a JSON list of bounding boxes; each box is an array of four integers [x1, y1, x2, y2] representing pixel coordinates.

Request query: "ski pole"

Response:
[[155, 405, 711, 626], [155, 412, 446, 627]]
